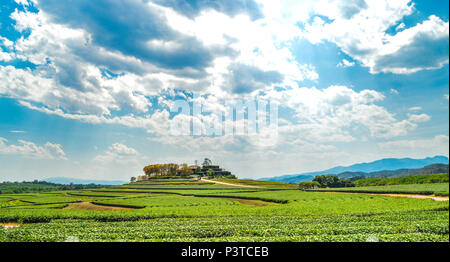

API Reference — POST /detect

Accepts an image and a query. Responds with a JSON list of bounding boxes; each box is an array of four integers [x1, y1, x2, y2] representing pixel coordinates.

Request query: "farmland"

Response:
[[353, 173, 449, 187], [0, 178, 448, 242], [309, 183, 449, 196]]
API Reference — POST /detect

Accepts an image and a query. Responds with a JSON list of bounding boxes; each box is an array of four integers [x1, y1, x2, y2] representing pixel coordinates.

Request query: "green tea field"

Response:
[[0, 178, 448, 242], [309, 183, 449, 196]]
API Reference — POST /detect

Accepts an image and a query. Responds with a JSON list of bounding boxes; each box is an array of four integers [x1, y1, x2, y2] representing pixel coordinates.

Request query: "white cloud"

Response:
[[161, 4, 318, 95], [17, 100, 172, 136], [445, 94, 449, 101], [409, 106, 422, 111], [0, 36, 13, 48], [0, 0, 445, 180], [263, 85, 417, 139], [14, 0, 33, 5], [9, 130, 26, 133], [0, 1, 319, 122], [396, 22, 406, 31], [18, 81, 424, 148], [408, 113, 431, 123], [1, 1, 431, 138], [0, 137, 67, 160], [304, 0, 449, 74], [0, 36, 14, 61], [93, 143, 139, 164], [0, 2, 324, 155], [0, 52, 13, 62], [337, 59, 355, 68], [390, 88, 399, 95]]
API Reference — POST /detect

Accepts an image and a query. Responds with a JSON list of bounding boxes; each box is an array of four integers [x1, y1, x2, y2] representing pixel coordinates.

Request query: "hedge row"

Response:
[[91, 201, 146, 209], [186, 194, 289, 204], [305, 189, 435, 195]]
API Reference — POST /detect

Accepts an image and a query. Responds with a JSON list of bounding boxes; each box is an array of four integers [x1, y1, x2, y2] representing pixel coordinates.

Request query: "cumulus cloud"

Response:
[[161, 5, 318, 94], [304, 0, 449, 74], [0, 0, 319, 120], [35, 0, 223, 70], [225, 63, 284, 94], [262, 85, 418, 139], [0, 0, 443, 175], [0, 137, 67, 160], [374, 15, 449, 74], [408, 113, 431, 123], [17, 100, 172, 136], [0, 52, 13, 62], [0, 36, 14, 61], [337, 59, 355, 68], [93, 143, 139, 163], [396, 22, 406, 31], [151, 0, 263, 21]]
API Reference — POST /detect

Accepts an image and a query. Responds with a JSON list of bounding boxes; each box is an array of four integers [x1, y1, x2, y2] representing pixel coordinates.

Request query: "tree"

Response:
[[312, 175, 329, 187], [206, 169, 215, 178], [202, 158, 212, 166], [130, 177, 136, 183], [179, 164, 193, 177], [167, 163, 179, 176], [298, 181, 320, 190], [338, 179, 355, 188], [312, 175, 354, 188]]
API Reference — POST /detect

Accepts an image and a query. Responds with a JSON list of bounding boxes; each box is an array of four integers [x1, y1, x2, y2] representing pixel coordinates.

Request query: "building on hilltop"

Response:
[[137, 159, 235, 181], [191, 158, 233, 177]]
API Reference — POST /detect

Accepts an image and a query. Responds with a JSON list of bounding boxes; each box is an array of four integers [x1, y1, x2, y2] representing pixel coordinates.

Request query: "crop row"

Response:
[[1, 210, 447, 242], [310, 183, 449, 196]]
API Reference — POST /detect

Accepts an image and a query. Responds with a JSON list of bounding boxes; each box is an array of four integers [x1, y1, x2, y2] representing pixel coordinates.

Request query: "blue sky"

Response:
[[0, 0, 448, 181]]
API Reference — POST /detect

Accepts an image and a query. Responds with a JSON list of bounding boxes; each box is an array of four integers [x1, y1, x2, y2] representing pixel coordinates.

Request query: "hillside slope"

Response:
[[339, 164, 449, 180], [44, 177, 127, 186], [260, 156, 449, 183]]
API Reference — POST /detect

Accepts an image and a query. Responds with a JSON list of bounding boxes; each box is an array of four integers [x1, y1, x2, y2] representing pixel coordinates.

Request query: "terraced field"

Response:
[[0, 178, 448, 242], [309, 183, 450, 196]]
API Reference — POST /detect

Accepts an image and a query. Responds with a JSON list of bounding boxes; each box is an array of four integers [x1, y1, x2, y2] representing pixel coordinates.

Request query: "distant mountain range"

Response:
[[43, 177, 127, 186], [338, 164, 449, 180], [260, 156, 449, 183]]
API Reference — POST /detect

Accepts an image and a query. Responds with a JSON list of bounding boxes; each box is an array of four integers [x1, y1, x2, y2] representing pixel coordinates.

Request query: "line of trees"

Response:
[[0, 181, 109, 194], [134, 163, 193, 181], [299, 175, 355, 189]]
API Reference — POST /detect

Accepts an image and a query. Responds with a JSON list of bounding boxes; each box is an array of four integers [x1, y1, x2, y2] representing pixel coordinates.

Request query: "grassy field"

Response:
[[354, 173, 449, 187], [207, 178, 299, 189], [0, 178, 448, 242], [310, 183, 449, 196]]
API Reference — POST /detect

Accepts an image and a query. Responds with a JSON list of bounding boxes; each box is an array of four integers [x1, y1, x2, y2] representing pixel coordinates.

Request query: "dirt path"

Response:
[[319, 191, 449, 201], [0, 223, 20, 228], [201, 178, 262, 188], [64, 201, 132, 211], [369, 193, 449, 201], [220, 198, 276, 206]]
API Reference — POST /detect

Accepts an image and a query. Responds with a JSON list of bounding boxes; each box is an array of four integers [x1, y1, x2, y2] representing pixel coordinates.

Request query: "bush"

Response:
[[312, 175, 355, 188], [299, 181, 320, 190]]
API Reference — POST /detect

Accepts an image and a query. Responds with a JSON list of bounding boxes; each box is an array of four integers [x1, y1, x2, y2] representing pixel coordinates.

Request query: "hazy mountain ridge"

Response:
[[338, 164, 449, 180], [44, 177, 127, 186], [260, 156, 449, 183]]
